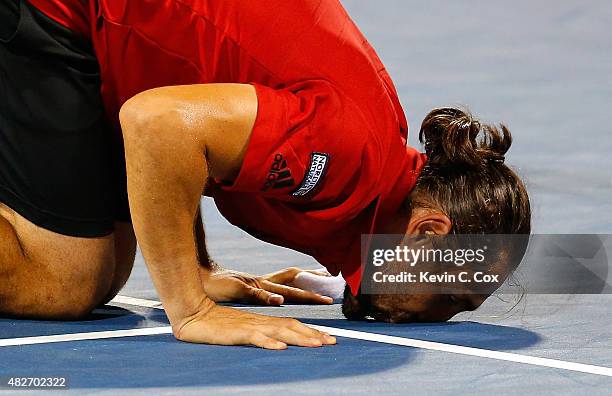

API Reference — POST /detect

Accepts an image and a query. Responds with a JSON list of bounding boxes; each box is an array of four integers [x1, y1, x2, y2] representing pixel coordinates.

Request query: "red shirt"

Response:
[[28, 0, 427, 294]]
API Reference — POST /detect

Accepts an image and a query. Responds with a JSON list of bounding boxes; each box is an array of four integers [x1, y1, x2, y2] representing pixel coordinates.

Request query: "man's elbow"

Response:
[[119, 89, 179, 145]]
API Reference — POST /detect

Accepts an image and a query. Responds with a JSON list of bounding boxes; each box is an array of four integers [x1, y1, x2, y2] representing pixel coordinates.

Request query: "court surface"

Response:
[[2, 1, 612, 394]]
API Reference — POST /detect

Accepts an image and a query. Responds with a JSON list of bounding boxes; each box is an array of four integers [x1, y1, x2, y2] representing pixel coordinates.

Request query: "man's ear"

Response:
[[406, 207, 452, 235]]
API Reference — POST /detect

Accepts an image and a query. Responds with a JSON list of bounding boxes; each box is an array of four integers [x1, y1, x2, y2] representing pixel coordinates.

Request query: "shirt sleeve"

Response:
[[216, 81, 382, 219]]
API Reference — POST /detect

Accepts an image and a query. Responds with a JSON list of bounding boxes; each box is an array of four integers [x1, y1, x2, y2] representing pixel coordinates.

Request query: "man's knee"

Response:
[[1, 251, 116, 320], [38, 282, 109, 320], [0, 208, 120, 320]]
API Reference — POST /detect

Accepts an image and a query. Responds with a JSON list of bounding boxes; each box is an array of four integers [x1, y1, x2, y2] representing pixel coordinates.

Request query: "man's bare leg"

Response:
[[103, 222, 137, 304], [0, 203, 136, 319]]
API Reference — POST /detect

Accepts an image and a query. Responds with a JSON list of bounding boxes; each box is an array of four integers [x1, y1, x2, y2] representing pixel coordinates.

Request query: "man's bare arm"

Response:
[[119, 84, 334, 348]]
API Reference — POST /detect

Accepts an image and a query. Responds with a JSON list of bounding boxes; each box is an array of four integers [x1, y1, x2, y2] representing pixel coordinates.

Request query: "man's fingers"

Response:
[[261, 267, 303, 284], [262, 281, 333, 304], [243, 285, 284, 306], [249, 332, 287, 350], [287, 320, 337, 345], [177, 304, 337, 349], [262, 267, 331, 284], [267, 326, 323, 347], [303, 269, 332, 277]]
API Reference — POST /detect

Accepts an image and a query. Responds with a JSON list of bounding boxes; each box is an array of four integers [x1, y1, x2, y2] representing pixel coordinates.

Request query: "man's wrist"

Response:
[[169, 294, 216, 336]]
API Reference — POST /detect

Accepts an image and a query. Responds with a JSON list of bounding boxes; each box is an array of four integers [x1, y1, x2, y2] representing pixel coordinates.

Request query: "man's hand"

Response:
[[175, 304, 336, 349], [202, 267, 334, 306]]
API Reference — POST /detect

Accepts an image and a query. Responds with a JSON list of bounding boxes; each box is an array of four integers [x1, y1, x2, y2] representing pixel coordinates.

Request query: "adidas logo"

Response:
[[261, 153, 295, 191]]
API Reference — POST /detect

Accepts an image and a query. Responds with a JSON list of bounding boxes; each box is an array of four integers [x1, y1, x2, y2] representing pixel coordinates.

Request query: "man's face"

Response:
[[342, 285, 488, 323], [347, 232, 518, 323]]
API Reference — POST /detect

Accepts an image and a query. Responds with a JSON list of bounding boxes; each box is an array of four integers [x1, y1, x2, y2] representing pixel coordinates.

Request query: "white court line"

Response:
[[0, 327, 172, 347], [111, 295, 164, 309], [1, 295, 611, 378], [308, 325, 612, 377]]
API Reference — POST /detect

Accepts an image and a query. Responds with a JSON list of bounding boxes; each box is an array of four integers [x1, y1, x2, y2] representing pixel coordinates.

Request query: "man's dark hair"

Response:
[[343, 107, 531, 322]]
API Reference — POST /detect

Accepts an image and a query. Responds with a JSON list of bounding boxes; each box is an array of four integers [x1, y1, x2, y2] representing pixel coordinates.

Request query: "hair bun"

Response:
[[419, 107, 511, 168]]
